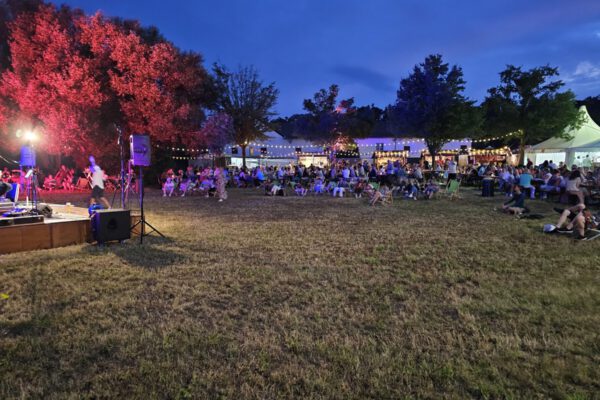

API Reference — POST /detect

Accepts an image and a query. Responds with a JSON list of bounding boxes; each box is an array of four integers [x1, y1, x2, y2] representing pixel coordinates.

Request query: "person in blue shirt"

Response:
[[518, 168, 536, 199], [253, 167, 265, 187]]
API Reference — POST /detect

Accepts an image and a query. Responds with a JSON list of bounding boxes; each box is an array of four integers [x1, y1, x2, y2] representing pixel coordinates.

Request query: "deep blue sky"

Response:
[[51, 0, 600, 116]]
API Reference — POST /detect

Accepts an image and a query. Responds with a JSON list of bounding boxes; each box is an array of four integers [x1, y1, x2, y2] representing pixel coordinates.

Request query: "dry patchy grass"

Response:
[[1, 188, 599, 399]]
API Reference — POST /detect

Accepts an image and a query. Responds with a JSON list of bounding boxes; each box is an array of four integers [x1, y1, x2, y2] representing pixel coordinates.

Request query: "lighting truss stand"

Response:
[[130, 166, 164, 244]]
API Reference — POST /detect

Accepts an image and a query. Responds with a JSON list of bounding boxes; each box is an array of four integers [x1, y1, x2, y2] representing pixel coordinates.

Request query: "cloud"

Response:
[[331, 65, 395, 93], [574, 61, 600, 78]]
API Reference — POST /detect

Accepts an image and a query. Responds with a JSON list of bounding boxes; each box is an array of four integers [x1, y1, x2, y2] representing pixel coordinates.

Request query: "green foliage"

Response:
[[577, 96, 600, 125], [482, 65, 583, 164], [211, 63, 278, 165], [277, 85, 383, 142], [390, 54, 481, 158]]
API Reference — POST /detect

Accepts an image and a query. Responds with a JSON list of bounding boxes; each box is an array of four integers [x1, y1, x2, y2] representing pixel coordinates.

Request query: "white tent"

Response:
[[527, 106, 600, 167], [224, 131, 321, 167]]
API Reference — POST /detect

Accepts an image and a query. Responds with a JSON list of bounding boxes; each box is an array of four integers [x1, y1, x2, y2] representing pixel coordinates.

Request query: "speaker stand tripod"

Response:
[[130, 166, 164, 244]]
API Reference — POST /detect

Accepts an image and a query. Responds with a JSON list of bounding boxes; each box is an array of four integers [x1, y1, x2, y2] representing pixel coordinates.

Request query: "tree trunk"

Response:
[[518, 135, 526, 166], [241, 144, 247, 168]]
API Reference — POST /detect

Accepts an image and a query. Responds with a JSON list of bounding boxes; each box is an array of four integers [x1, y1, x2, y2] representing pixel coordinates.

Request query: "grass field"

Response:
[[1, 187, 599, 399]]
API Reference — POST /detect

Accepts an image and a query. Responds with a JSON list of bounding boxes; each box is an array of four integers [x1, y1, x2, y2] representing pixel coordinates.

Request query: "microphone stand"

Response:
[[111, 125, 127, 209]]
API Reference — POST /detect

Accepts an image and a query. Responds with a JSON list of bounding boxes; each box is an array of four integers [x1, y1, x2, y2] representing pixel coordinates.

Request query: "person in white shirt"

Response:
[[447, 159, 458, 182], [89, 156, 110, 208], [342, 166, 350, 180]]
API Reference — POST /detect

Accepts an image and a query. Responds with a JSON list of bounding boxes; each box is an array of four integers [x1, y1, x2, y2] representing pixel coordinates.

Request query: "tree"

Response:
[[302, 84, 347, 143], [390, 54, 481, 167], [577, 96, 600, 125], [198, 112, 234, 155], [211, 63, 278, 167], [0, 0, 43, 70], [0, 4, 210, 167], [482, 65, 582, 165]]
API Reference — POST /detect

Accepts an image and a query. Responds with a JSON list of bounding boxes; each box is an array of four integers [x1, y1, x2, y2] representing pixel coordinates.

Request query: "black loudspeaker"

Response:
[[231, 147, 238, 155], [404, 146, 410, 152], [35, 203, 53, 218], [130, 134, 151, 166], [295, 147, 302, 153], [0, 218, 14, 227], [92, 209, 131, 243]]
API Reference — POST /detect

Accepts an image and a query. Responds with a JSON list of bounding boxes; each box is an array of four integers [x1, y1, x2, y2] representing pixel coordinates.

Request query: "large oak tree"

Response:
[[482, 65, 582, 165]]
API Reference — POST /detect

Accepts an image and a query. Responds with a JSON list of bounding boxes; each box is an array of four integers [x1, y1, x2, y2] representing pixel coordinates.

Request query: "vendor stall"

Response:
[[372, 150, 409, 166]]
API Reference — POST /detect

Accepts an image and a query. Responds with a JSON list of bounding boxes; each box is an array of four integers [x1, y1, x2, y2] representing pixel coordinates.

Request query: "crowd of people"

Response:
[[1, 164, 112, 192], [157, 160, 450, 205], [3, 156, 600, 239]]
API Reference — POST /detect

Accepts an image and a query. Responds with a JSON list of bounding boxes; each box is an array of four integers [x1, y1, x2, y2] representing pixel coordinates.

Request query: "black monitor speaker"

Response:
[[92, 209, 131, 243], [35, 203, 53, 218]]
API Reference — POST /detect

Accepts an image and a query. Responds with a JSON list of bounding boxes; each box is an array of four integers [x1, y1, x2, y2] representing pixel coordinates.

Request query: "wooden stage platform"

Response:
[[0, 204, 141, 254], [0, 203, 92, 254]]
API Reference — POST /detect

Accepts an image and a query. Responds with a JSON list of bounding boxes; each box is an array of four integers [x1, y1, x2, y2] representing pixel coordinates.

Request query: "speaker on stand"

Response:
[[129, 134, 164, 244]]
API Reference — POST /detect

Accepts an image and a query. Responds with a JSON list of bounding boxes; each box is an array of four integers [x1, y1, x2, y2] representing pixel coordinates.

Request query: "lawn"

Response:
[[1, 187, 599, 399]]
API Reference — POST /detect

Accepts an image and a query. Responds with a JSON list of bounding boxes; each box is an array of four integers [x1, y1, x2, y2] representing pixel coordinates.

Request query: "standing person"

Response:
[[89, 156, 110, 209], [447, 159, 458, 182], [215, 168, 227, 202]]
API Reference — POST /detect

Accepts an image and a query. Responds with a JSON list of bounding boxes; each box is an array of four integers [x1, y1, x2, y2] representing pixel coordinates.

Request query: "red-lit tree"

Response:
[[0, 3, 210, 167]]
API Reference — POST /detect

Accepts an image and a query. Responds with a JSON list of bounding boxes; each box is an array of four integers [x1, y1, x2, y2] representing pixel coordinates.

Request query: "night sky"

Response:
[[50, 0, 600, 116]]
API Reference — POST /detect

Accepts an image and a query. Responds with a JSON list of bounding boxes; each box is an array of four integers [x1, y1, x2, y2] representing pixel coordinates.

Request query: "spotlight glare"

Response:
[[24, 130, 37, 142]]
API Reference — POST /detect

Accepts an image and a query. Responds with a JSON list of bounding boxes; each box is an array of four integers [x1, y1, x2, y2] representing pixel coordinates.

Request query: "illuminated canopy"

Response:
[[528, 106, 600, 165]]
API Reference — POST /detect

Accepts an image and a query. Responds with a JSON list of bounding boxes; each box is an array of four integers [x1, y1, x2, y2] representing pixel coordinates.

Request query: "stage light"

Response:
[[24, 130, 37, 142]]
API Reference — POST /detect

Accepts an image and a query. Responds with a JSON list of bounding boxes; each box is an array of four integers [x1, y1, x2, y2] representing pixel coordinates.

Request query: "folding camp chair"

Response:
[[445, 179, 461, 199], [381, 190, 394, 206], [585, 229, 600, 241]]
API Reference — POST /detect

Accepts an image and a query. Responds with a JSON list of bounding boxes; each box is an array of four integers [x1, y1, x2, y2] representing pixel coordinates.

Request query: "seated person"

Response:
[[312, 178, 325, 194], [404, 179, 419, 200], [331, 185, 346, 197], [199, 177, 214, 197], [270, 181, 283, 196], [518, 168, 536, 199], [62, 169, 74, 191], [540, 171, 562, 199], [332, 181, 346, 197], [553, 204, 599, 240], [501, 185, 529, 214], [423, 179, 439, 199], [370, 184, 391, 206], [565, 169, 589, 205], [162, 176, 175, 197], [326, 180, 338, 194], [253, 168, 265, 187], [294, 182, 307, 196], [353, 180, 367, 198], [43, 174, 56, 191]]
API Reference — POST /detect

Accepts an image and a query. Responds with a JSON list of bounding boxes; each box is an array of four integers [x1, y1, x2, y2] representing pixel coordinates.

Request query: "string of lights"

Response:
[[159, 132, 517, 155]]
